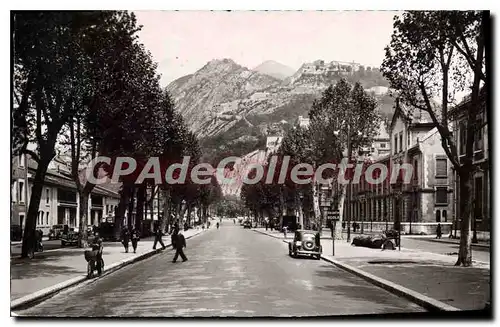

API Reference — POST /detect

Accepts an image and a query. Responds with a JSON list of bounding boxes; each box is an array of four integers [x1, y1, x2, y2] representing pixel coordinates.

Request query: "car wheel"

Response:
[[61, 241, 66, 247], [315, 254, 321, 260]]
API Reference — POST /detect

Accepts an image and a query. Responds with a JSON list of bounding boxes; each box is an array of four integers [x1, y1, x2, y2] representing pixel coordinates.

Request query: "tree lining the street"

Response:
[[381, 11, 488, 266], [13, 11, 145, 257], [12, 11, 223, 256]]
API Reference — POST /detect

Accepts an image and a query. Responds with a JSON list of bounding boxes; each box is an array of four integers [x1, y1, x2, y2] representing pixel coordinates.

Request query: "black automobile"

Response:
[[288, 230, 322, 260], [61, 229, 79, 246], [243, 221, 252, 229], [48, 224, 64, 240]]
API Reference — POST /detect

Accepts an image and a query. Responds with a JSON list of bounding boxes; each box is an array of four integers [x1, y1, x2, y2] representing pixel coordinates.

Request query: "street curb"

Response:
[[423, 238, 490, 249], [253, 229, 460, 312], [317, 253, 461, 312], [10, 229, 206, 311]]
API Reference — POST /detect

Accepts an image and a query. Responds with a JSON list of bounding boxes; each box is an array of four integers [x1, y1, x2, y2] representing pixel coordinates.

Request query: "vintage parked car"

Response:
[[351, 230, 398, 249], [48, 224, 65, 240], [61, 229, 79, 246], [288, 230, 322, 260], [243, 221, 252, 229]]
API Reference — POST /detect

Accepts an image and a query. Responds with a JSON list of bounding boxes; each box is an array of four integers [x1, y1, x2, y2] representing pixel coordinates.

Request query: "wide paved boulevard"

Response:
[[15, 223, 425, 317]]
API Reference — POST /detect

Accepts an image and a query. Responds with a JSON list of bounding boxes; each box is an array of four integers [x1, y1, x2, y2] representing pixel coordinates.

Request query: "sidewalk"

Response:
[[409, 236, 490, 249], [11, 227, 207, 303], [11, 237, 49, 246], [253, 228, 491, 311]]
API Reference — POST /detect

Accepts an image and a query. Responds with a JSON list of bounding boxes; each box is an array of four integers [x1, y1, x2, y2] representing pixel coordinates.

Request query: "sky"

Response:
[[134, 11, 400, 87]]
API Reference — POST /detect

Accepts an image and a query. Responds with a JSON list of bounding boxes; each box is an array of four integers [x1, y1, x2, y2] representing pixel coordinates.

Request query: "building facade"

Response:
[[11, 154, 120, 238], [349, 101, 454, 235], [449, 90, 490, 239]]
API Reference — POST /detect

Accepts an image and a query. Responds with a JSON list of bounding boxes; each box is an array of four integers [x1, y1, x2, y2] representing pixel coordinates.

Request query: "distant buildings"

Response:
[[300, 60, 360, 76]]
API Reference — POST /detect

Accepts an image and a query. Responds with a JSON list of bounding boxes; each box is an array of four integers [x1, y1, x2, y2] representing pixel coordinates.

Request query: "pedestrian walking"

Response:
[[265, 221, 268, 231], [152, 225, 166, 250], [36, 229, 44, 252], [436, 223, 442, 239], [283, 225, 288, 239], [131, 228, 139, 253], [121, 227, 130, 253], [171, 228, 188, 263]]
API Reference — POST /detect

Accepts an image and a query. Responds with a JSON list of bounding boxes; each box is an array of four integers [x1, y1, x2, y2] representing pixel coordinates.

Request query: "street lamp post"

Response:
[[362, 199, 365, 233], [299, 192, 304, 229], [394, 190, 403, 251]]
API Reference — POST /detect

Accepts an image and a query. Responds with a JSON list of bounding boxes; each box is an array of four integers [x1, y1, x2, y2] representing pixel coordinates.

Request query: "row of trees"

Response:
[[241, 78, 380, 234], [12, 11, 222, 258]]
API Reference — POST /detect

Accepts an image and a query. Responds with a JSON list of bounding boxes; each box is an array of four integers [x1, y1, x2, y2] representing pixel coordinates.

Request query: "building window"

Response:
[[394, 135, 398, 154], [380, 143, 386, 148], [18, 154, 25, 167], [459, 121, 466, 155], [436, 187, 448, 205], [443, 210, 447, 222], [436, 210, 441, 222], [12, 181, 17, 203], [474, 177, 483, 221], [413, 160, 418, 183], [407, 130, 411, 147], [435, 158, 448, 177], [37, 211, 42, 225], [46, 189, 50, 204], [474, 115, 484, 152], [399, 133, 403, 152], [19, 181, 25, 203]]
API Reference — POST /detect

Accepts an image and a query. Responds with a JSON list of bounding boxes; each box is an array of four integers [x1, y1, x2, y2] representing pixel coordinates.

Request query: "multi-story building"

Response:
[[449, 89, 489, 240], [350, 100, 454, 235], [11, 154, 120, 237]]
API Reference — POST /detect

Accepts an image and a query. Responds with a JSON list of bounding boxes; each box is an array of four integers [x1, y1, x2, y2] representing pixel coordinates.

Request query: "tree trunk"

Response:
[[335, 184, 346, 240], [135, 183, 146, 232], [21, 158, 50, 258], [312, 181, 321, 231], [150, 186, 155, 222], [127, 185, 135, 231], [187, 203, 192, 226], [78, 191, 90, 248], [161, 188, 170, 232], [115, 184, 130, 236], [455, 171, 473, 266]]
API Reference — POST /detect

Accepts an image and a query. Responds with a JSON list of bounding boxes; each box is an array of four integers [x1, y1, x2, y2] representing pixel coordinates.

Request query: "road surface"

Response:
[[15, 224, 425, 317]]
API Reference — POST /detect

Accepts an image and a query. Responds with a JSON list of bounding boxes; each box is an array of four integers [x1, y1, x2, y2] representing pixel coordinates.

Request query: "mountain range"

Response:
[[166, 58, 394, 164]]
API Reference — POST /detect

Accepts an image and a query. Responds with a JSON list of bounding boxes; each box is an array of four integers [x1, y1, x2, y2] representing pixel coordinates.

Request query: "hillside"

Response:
[[167, 58, 394, 164], [253, 60, 295, 80]]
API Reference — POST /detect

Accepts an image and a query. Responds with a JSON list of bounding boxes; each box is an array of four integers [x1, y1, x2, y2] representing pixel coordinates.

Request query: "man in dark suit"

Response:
[[171, 228, 187, 263], [153, 224, 166, 250]]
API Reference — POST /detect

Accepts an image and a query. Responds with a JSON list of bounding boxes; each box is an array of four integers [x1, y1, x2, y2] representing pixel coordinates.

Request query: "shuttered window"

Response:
[[436, 187, 448, 204], [435, 158, 447, 177]]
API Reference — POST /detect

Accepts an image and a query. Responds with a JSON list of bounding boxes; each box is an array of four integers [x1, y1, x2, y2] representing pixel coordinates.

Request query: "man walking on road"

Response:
[[171, 228, 188, 262], [153, 224, 166, 250]]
